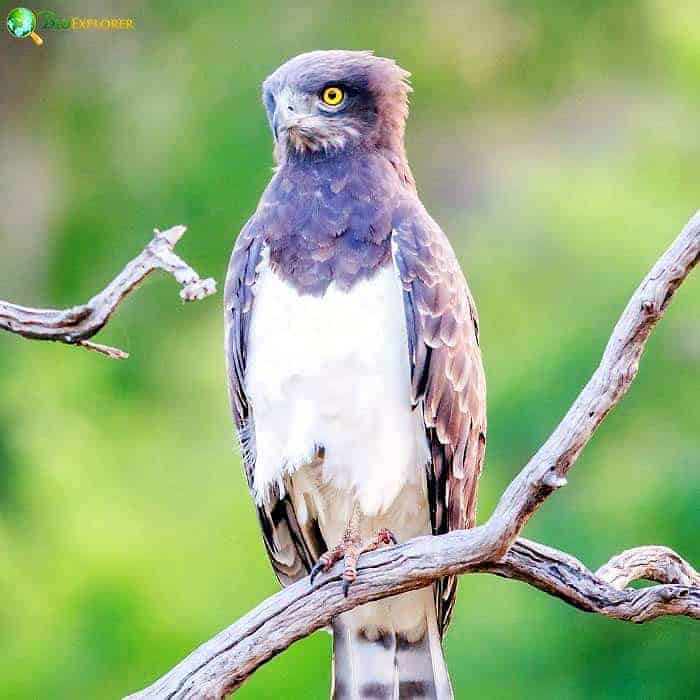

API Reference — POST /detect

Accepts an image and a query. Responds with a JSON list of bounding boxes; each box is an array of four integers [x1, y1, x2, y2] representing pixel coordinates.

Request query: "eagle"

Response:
[[224, 50, 486, 700]]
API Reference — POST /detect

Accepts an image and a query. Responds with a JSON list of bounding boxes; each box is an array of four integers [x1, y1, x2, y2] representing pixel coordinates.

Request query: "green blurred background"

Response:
[[1, 1, 698, 697]]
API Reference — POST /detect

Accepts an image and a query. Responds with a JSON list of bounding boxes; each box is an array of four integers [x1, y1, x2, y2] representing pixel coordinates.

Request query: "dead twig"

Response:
[[0, 225, 216, 359]]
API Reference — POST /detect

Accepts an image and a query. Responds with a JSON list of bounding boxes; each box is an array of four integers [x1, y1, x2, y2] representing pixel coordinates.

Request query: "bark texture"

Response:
[[0, 225, 216, 358]]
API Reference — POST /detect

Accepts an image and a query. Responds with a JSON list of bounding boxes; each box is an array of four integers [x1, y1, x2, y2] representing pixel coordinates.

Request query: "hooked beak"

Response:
[[272, 89, 311, 141]]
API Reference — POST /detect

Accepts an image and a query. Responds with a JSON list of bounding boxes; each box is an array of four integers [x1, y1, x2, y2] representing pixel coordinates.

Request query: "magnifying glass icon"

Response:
[[6, 7, 44, 46]]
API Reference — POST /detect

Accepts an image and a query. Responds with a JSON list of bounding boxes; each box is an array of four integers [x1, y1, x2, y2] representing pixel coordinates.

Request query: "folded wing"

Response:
[[392, 199, 487, 635]]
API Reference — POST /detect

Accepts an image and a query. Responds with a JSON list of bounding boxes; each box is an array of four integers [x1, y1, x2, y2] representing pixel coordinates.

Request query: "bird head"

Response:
[[262, 50, 412, 162]]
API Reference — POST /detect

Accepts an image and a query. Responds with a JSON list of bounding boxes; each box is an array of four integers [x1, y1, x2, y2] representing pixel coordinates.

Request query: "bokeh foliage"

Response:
[[0, 1, 698, 697]]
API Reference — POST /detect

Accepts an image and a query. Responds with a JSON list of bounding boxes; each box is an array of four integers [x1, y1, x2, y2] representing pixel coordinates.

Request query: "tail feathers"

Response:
[[331, 616, 452, 699], [396, 622, 452, 699], [332, 621, 397, 698]]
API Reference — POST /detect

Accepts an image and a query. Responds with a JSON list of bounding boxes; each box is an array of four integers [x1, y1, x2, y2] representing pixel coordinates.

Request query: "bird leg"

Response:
[[309, 504, 397, 596]]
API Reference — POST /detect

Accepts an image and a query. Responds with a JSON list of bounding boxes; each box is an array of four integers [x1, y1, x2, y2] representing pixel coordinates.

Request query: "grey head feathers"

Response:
[[262, 50, 412, 175]]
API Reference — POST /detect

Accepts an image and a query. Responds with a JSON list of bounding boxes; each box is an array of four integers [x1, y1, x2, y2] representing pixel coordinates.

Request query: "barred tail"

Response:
[[331, 603, 452, 699]]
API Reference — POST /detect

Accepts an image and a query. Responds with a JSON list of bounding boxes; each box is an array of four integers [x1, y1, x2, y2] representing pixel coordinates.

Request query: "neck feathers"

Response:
[[256, 150, 406, 295]]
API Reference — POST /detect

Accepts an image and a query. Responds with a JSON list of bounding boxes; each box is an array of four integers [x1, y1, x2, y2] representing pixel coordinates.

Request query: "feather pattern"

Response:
[[224, 221, 324, 586], [392, 198, 487, 635]]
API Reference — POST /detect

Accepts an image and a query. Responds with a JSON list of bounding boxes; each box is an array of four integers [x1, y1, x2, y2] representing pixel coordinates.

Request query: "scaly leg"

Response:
[[310, 504, 397, 596]]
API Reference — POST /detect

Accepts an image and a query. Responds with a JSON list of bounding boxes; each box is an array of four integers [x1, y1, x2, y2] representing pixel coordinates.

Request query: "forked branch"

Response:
[[127, 211, 699, 699], [487, 539, 699, 623], [0, 225, 216, 359]]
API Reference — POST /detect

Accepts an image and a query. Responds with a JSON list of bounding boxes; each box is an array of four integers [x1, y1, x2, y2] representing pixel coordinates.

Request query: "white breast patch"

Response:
[[245, 249, 429, 515]]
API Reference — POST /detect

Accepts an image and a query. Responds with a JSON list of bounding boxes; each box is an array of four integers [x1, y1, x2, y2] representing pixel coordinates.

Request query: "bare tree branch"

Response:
[[0, 225, 216, 359], [486, 539, 699, 623], [127, 536, 700, 699], [128, 211, 699, 699], [595, 545, 700, 590]]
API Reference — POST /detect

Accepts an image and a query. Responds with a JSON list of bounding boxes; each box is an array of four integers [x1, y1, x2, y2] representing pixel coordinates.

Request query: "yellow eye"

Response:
[[321, 86, 344, 106]]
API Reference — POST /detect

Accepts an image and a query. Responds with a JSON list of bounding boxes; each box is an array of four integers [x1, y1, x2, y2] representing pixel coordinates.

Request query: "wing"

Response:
[[392, 199, 487, 636], [224, 219, 322, 586]]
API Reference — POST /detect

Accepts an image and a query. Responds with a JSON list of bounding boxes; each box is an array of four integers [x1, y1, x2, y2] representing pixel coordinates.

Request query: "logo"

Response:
[[6, 7, 42, 44], [6, 7, 135, 45]]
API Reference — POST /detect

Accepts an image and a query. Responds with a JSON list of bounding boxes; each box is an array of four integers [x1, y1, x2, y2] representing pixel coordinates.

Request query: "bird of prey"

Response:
[[225, 50, 486, 699]]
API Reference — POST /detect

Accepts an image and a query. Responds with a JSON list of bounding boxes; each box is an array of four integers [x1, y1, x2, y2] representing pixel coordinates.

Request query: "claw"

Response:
[[309, 524, 398, 596], [309, 560, 325, 585]]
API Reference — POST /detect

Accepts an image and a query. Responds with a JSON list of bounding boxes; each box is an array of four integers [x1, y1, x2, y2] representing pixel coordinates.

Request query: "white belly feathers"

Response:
[[245, 248, 430, 516]]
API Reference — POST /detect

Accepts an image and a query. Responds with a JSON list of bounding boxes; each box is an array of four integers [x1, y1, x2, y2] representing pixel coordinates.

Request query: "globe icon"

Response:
[[6, 7, 43, 45]]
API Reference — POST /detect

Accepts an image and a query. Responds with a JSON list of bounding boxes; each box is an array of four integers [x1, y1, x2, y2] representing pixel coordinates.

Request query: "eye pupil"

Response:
[[323, 86, 343, 105]]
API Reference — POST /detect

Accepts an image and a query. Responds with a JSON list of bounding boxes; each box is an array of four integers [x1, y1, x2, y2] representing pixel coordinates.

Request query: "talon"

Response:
[[310, 552, 335, 584], [341, 562, 358, 596], [310, 521, 395, 596], [309, 560, 325, 585]]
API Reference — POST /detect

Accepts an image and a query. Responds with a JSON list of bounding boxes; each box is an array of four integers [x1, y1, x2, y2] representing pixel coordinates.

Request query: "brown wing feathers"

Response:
[[392, 199, 487, 634]]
